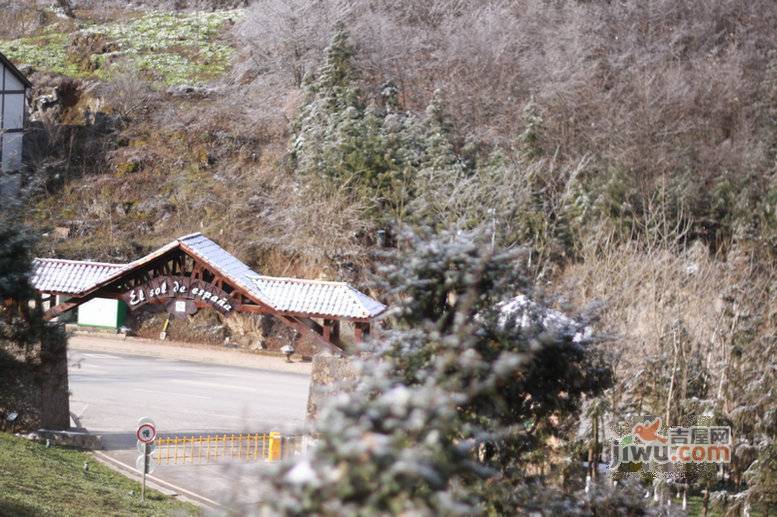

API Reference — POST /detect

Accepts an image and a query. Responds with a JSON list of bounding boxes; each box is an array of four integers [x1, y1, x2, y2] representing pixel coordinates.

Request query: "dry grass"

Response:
[[557, 225, 777, 420]]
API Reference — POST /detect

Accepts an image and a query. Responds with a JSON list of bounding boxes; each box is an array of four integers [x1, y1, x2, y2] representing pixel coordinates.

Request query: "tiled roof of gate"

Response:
[[31, 233, 386, 319], [250, 276, 387, 319], [177, 233, 265, 302], [31, 258, 126, 294], [179, 233, 386, 318]]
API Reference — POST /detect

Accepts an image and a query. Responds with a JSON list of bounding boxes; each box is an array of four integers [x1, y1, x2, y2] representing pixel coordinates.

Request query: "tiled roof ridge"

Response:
[[33, 257, 127, 268], [176, 232, 204, 242], [251, 274, 353, 287]]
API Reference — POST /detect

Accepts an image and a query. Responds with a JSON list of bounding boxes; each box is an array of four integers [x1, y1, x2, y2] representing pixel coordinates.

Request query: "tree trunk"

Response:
[[588, 415, 599, 481], [665, 329, 678, 425], [593, 416, 598, 480]]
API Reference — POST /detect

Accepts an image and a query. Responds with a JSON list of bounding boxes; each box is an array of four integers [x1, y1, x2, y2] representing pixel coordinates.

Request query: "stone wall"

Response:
[[0, 339, 70, 432], [306, 354, 360, 421]]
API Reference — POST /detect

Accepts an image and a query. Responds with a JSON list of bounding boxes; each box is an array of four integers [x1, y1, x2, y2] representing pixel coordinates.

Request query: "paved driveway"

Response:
[[68, 341, 311, 508]]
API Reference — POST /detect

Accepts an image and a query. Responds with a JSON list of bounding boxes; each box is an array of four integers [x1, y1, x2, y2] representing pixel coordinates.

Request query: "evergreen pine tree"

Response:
[[0, 216, 65, 361], [291, 25, 449, 222], [518, 96, 544, 160], [0, 220, 36, 305], [291, 23, 363, 183], [258, 228, 616, 514]]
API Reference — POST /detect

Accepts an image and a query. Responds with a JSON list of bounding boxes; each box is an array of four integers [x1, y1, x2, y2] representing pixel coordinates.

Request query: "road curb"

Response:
[[68, 335, 312, 375], [92, 450, 224, 512]]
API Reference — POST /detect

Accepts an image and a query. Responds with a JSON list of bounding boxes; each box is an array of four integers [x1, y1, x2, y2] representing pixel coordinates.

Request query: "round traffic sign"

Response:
[[136, 423, 157, 443]]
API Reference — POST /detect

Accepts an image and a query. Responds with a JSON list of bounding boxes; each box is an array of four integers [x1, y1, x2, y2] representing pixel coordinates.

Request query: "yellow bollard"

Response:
[[254, 433, 259, 460], [207, 435, 211, 462], [267, 432, 282, 461], [174, 436, 179, 464]]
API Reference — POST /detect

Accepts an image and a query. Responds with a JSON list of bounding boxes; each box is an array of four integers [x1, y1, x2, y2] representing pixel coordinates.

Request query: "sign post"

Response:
[[135, 417, 157, 502]]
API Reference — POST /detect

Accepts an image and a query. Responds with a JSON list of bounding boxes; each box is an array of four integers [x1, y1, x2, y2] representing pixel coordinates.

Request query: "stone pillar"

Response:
[[306, 354, 359, 421], [37, 335, 70, 430]]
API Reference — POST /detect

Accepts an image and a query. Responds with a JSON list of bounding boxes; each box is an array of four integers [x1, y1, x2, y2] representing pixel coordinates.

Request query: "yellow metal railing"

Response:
[[154, 432, 299, 465]]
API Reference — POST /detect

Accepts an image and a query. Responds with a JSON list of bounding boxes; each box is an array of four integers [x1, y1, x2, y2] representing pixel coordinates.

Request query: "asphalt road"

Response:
[[68, 347, 311, 508]]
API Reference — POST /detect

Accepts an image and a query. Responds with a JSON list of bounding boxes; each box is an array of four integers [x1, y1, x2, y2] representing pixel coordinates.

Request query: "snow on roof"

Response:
[[177, 232, 267, 303], [31, 258, 126, 295], [250, 276, 387, 319], [31, 233, 386, 320]]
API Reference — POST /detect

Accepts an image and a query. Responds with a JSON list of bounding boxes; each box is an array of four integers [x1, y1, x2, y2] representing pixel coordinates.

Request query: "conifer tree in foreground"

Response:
[[256, 228, 646, 515], [0, 214, 68, 430]]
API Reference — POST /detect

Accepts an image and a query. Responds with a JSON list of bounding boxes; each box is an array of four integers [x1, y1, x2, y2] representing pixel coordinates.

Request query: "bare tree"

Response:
[[236, 0, 355, 87]]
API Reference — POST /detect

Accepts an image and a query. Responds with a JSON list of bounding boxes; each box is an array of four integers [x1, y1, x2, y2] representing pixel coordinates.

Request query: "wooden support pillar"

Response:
[[331, 319, 341, 347], [322, 319, 343, 348], [323, 319, 332, 343], [354, 322, 370, 344]]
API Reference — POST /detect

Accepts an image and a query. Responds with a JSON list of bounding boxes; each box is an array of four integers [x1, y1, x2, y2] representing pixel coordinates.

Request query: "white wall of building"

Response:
[[77, 298, 123, 328], [4, 66, 24, 90], [1, 61, 26, 175]]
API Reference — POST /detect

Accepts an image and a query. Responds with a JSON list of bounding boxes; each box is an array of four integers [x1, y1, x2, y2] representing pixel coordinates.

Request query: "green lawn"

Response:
[[0, 433, 198, 516]]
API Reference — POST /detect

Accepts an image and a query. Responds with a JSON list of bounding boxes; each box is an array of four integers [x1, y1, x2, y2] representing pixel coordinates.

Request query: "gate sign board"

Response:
[[120, 275, 239, 315]]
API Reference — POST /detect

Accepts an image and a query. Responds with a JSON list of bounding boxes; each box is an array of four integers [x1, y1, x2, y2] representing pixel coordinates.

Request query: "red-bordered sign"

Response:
[[136, 423, 157, 443]]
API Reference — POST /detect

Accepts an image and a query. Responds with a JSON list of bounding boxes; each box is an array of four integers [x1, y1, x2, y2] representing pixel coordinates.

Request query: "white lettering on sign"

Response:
[[123, 276, 236, 314], [128, 289, 146, 306], [190, 286, 232, 311]]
